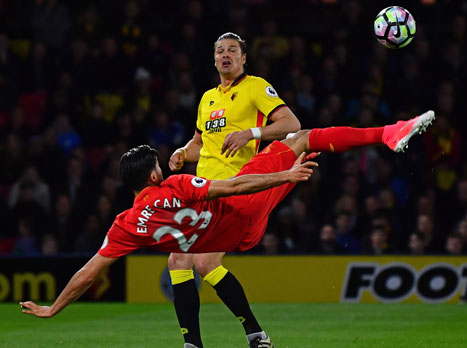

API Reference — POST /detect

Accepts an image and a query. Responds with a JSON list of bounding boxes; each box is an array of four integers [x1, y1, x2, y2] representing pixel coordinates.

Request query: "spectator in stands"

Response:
[[56, 155, 94, 211], [334, 195, 361, 237], [137, 33, 170, 94], [7, 107, 33, 141], [260, 233, 280, 254], [53, 113, 82, 156], [335, 212, 360, 254], [364, 227, 392, 255], [0, 133, 25, 187], [456, 219, 467, 244], [41, 233, 59, 255], [13, 218, 39, 255], [452, 179, 467, 222], [177, 71, 197, 111], [408, 231, 427, 255], [95, 194, 114, 232], [49, 193, 78, 252], [131, 67, 152, 112], [63, 38, 96, 97], [147, 109, 184, 169], [314, 224, 342, 254], [444, 233, 465, 255], [30, 0, 71, 52], [73, 4, 102, 50], [423, 115, 461, 194], [415, 213, 441, 254], [10, 180, 48, 237], [295, 74, 315, 116], [119, 0, 144, 59], [95, 35, 131, 95], [113, 109, 139, 147], [21, 41, 54, 92], [360, 195, 382, 233], [251, 18, 290, 62], [8, 164, 51, 213], [0, 31, 21, 114], [74, 212, 103, 253], [34, 127, 68, 186]]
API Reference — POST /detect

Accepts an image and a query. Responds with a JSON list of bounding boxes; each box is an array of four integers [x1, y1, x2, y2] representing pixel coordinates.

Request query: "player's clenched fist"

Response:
[[169, 148, 187, 171]]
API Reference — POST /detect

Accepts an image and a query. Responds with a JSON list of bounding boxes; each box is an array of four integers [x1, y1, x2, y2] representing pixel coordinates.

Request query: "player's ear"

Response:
[[242, 53, 246, 64], [148, 170, 159, 183]]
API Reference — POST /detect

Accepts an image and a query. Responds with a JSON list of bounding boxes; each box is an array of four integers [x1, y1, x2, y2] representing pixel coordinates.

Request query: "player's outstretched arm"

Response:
[[221, 106, 300, 158], [207, 152, 317, 200], [169, 131, 203, 171], [20, 253, 117, 318]]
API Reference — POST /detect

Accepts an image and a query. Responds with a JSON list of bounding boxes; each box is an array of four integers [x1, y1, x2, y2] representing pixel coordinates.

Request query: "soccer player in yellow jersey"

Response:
[[168, 32, 300, 348]]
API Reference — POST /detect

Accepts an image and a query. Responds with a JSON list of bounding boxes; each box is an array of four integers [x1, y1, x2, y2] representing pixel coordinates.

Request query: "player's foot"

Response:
[[184, 344, 200, 348], [249, 336, 274, 348], [382, 110, 435, 152]]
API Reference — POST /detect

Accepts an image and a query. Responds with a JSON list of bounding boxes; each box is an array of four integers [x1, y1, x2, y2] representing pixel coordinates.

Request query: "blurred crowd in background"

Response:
[[0, 0, 466, 256]]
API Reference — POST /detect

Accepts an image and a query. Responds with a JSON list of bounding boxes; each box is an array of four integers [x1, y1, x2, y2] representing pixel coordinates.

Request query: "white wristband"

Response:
[[251, 127, 262, 140]]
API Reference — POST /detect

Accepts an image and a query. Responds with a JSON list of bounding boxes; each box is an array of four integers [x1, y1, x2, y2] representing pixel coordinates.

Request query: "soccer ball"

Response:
[[374, 6, 416, 49]]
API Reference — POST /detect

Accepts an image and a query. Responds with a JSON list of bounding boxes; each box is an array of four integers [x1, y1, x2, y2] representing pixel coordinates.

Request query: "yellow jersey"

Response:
[[196, 73, 286, 180]]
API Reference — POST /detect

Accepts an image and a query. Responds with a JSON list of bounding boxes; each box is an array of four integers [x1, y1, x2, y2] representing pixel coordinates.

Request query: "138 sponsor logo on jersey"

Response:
[[206, 109, 226, 133]]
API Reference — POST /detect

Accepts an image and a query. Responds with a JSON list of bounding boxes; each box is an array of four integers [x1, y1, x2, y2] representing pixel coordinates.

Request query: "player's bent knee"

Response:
[[168, 253, 194, 270], [295, 129, 310, 140], [282, 129, 309, 151], [193, 254, 224, 277]]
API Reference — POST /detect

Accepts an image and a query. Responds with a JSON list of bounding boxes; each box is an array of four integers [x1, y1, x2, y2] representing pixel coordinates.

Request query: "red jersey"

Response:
[[99, 174, 253, 257], [99, 141, 298, 258]]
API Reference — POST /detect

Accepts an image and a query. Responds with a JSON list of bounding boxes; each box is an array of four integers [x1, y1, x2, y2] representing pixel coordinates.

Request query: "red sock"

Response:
[[308, 127, 384, 153]]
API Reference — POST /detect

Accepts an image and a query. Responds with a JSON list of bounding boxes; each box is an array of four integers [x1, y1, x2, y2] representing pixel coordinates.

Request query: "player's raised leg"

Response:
[[283, 110, 435, 156]]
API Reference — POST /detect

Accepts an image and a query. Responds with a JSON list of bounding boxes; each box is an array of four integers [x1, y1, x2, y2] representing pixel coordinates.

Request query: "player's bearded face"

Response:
[[214, 39, 246, 77]]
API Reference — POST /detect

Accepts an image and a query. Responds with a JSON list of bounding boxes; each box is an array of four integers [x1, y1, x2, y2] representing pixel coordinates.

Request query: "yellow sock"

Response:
[[203, 266, 228, 287], [169, 269, 194, 285]]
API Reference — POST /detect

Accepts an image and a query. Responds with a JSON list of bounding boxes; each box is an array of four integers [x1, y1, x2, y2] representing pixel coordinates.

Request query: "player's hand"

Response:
[[221, 130, 252, 158], [169, 148, 186, 171], [20, 301, 54, 318], [287, 152, 318, 183]]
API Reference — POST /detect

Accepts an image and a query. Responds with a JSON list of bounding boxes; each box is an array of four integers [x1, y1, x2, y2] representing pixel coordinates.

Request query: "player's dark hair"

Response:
[[215, 32, 247, 54], [120, 145, 160, 191]]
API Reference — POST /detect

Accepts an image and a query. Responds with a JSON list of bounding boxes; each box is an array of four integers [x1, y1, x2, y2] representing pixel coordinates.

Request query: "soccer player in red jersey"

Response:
[[20, 110, 434, 348]]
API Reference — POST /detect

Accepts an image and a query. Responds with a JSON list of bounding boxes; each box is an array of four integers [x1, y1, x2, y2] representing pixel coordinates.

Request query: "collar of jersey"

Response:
[[135, 185, 155, 201], [217, 72, 247, 92]]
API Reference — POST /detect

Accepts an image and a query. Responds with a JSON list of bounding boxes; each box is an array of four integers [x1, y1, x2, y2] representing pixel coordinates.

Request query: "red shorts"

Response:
[[234, 140, 297, 251]]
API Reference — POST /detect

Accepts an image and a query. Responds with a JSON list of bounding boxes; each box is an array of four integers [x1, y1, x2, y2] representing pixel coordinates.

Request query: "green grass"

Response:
[[1, 303, 466, 347]]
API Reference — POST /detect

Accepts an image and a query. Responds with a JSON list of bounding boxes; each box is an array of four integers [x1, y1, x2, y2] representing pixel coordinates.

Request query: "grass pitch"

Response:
[[1, 302, 466, 347]]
